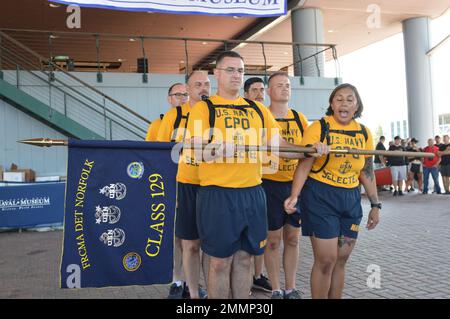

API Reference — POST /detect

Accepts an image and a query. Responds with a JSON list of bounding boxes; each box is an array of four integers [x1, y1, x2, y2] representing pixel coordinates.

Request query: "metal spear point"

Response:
[[18, 138, 68, 147]]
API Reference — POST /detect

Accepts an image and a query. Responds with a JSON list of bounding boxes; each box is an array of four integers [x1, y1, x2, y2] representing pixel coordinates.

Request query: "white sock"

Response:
[[174, 280, 183, 287], [285, 289, 293, 294]]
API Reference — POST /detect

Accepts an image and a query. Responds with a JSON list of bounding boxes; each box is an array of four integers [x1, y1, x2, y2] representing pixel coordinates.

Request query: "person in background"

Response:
[[145, 83, 188, 141], [401, 139, 407, 149], [244, 77, 265, 104], [433, 135, 444, 193], [387, 136, 407, 196], [435, 135, 443, 149], [422, 138, 441, 195], [437, 135, 450, 194], [243, 76, 272, 294], [374, 136, 390, 191], [374, 136, 386, 170], [405, 138, 423, 192]]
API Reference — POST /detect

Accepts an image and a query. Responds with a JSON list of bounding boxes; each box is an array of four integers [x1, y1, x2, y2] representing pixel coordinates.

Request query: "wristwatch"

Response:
[[370, 203, 382, 209]]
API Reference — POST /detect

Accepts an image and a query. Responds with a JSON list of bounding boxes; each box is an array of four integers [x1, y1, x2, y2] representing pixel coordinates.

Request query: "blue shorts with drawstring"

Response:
[[196, 185, 268, 258], [300, 178, 363, 239]]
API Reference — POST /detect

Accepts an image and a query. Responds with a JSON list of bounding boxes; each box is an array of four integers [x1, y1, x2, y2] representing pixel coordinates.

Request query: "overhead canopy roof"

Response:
[[0, 0, 448, 73]]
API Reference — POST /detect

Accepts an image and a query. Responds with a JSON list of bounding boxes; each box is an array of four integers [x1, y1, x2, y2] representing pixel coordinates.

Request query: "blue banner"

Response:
[[60, 140, 178, 288], [49, 0, 287, 17], [0, 182, 65, 228]]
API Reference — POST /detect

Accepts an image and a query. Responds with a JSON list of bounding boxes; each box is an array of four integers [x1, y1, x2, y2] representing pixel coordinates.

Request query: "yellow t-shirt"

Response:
[[145, 118, 162, 142], [156, 103, 199, 185], [186, 95, 280, 188], [301, 115, 374, 188], [263, 109, 309, 182], [157, 103, 190, 142]]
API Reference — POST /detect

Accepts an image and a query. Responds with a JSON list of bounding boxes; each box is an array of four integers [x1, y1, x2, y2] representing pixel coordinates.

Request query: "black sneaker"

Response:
[[181, 282, 190, 299], [199, 286, 208, 299], [271, 290, 284, 299], [399, 190, 404, 196], [167, 282, 184, 299], [284, 289, 302, 299], [183, 284, 208, 299], [393, 190, 398, 196], [252, 274, 272, 292]]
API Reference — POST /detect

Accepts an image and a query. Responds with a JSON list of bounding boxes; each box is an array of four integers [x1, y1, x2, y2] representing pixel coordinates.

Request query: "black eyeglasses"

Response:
[[169, 93, 189, 98]]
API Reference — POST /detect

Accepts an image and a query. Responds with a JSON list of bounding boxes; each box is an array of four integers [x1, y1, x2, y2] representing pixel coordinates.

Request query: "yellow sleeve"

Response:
[[156, 109, 177, 142], [145, 120, 161, 142], [299, 113, 309, 131], [186, 102, 209, 140], [300, 120, 322, 146], [256, 102, 280, 142], [145, 123, 153, 141]]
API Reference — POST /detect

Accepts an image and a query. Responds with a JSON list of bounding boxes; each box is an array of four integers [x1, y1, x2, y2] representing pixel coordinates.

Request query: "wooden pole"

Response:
[[18, 138, 435, 158]]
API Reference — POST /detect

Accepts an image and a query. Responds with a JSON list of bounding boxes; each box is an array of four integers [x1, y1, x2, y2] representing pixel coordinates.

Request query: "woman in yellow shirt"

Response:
[[284, 83, 380, 299]]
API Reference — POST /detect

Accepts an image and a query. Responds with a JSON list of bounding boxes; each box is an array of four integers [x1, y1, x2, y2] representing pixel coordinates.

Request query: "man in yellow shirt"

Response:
[[186, 51, 329, 299], [243, 76, 272, 294], [262, 72, 308, 299], [145, 114, 163, 142], [145, 83, 188, 141], [157, 71, 210, 299]]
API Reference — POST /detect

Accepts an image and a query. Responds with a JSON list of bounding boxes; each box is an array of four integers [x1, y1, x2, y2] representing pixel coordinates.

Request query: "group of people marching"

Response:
[[146, 50, 380, 299]]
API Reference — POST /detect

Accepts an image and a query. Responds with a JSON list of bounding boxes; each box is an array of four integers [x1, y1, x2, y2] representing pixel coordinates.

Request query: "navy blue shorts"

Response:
[[300, 178, 363, 239], [196, 185, 268, 258], [175, 182, 200, 240], [262, 179, 301, 231]]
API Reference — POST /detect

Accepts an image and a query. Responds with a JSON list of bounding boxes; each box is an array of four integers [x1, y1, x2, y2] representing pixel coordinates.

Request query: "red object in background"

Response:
[[423, 146, 440, 167], [374, 168, 392, 186]]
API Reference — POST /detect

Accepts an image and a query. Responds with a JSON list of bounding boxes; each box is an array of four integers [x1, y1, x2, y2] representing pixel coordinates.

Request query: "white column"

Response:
[[291, 7, 325, 77], [402, 17, 437, 144]]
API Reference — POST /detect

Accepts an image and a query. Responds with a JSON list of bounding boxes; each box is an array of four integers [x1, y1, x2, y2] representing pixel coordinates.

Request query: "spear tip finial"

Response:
[[18, 138, 68, 147]]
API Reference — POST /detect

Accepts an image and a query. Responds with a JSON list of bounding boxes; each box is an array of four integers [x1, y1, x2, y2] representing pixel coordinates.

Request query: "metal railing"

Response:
[[0, 29, 340, 84], [0, 30, 150, 140], [0, 29, 341, 141]]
